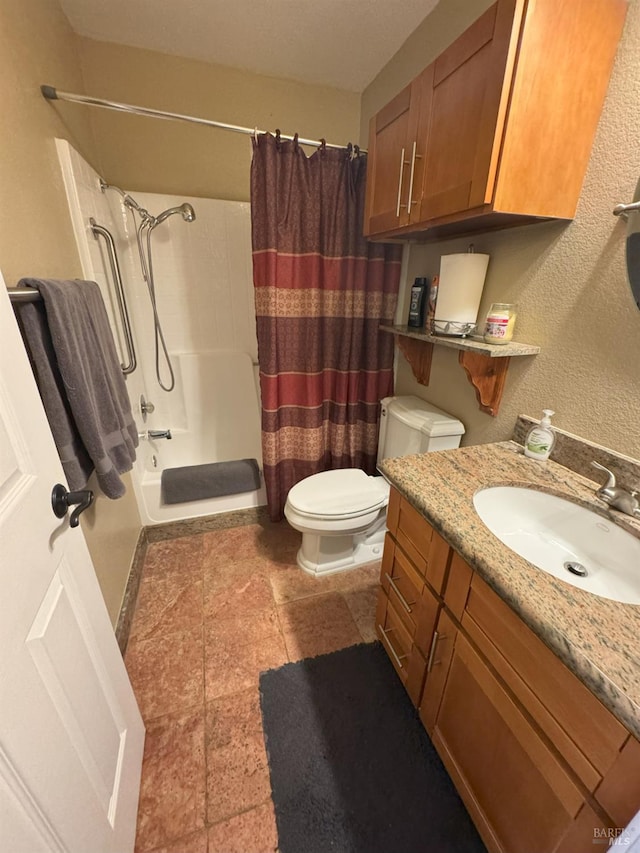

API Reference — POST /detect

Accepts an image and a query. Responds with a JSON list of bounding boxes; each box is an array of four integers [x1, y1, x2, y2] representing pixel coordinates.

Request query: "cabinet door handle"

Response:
[[405, 141, 420, 216], [427, 630, 448, 672], [395, 147, 406, 217], [384, 572, 414, 614], [378, 624, 408, 670]]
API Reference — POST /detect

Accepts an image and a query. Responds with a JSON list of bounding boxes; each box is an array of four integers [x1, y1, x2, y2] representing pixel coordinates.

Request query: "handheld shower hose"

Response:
[[100, 180, 196, 392], [133, 201, 196, 392]]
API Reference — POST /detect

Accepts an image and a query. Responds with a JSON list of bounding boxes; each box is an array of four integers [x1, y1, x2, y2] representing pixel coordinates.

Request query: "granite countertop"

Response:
[[380, 441, 640, 740]]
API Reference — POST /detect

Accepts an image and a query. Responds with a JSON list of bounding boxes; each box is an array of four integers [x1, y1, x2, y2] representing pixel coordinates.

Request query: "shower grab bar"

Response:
[[90, 218, 137, 375]]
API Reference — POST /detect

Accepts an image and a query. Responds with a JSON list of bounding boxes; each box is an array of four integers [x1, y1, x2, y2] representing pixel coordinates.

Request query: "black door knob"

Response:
[[51, 483, 94, 528]]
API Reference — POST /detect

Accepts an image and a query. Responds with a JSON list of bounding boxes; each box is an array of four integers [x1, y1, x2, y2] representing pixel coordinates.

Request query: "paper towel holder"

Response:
[[433, 244, 490, 337]]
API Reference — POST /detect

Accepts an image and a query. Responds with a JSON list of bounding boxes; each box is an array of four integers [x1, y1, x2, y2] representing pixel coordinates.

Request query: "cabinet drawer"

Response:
[[386, 487, 401, 536], [390, 490, 451, 593], [464, 575, 627, 782], [376, 588, 427, 706], [395, 494, 433, 576], [380, 533, 441, 657], [380, 534, 424, 637]]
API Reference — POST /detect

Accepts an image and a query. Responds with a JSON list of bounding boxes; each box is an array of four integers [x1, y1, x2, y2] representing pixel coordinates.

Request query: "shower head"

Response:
[[153, 203, 196, 226]]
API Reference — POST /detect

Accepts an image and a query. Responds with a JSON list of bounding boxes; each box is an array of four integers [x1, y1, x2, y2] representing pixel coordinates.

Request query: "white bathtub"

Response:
[[131, 351, 266, 525]]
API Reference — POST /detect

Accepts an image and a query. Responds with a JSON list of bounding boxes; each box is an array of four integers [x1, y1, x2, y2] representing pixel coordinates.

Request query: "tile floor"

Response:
[[125, 519, 381, 853]]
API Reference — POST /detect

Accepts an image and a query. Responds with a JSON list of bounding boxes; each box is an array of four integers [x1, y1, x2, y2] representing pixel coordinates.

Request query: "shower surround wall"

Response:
[[56, 140, 266, 524]]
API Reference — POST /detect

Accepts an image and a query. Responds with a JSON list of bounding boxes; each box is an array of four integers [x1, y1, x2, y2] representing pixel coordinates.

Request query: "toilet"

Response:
[[284, 395, 465, 576]]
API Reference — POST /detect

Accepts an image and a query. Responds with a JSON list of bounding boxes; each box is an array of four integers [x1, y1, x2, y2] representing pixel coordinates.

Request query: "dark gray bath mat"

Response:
[[259, 642, 486, 853], [160, 458, 260, 504]]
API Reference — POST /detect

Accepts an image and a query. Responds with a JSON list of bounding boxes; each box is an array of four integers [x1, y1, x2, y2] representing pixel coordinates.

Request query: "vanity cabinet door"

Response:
[[418, 608, 457, 735], [431, 631, 584, 853]]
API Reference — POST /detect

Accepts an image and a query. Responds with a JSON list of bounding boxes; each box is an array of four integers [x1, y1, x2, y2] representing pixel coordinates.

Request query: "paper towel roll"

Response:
[[434, 252, 490, 326]]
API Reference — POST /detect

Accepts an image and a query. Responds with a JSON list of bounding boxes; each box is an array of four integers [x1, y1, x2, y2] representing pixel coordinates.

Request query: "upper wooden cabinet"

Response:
[[364, 0, 627, 240], [363, 66, 433, 235]]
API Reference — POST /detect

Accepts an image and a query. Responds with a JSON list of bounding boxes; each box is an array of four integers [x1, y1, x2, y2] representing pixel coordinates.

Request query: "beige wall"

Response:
[[0, 0, 97, 285], [76, 38, 362, 201], [0, 0, 142, 626], [361, 1, 640, 460]]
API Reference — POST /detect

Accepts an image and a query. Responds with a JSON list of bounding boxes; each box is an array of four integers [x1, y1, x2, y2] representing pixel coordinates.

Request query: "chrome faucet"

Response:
[[591, 461, 640, 517], [139, 429, 172, 440]]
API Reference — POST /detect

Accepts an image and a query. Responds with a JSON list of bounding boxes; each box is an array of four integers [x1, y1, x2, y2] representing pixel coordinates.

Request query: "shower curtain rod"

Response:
[[41, 86, 366, 153]]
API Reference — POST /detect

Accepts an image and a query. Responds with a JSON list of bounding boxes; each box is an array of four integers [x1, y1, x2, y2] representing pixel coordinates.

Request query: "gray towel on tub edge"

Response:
[[18, 278, 138, 498]]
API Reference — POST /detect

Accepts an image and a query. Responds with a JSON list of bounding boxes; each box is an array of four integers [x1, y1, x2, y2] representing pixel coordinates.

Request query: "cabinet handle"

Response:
[[404, 141, 420, 216], [378, 624, 408, 670], [427, 630, 448, 672], [395, 147, 406, 217], [384, 572, 415, 614]]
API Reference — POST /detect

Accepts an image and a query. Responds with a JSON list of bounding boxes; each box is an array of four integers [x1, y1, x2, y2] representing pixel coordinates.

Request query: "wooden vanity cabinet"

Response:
[[364, 0, 627, 240], [377, 487, 640, 853]]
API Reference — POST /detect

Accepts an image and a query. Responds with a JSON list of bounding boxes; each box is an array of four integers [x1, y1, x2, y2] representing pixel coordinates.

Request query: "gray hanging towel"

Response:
[[15, 298, 94, 490], [17, 278, 139, 498]]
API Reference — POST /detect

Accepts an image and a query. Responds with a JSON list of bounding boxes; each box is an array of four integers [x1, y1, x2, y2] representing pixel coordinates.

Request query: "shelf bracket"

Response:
[[458, 351, 510, 417], [397, 336, 433, 386]]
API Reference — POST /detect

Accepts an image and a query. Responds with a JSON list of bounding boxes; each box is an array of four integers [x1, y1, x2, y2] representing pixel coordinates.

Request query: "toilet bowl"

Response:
[[285, 469, 390, 576], [284, 396, 465, 577]]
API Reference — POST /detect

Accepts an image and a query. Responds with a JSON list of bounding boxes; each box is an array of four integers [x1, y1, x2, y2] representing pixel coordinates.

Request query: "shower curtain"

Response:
[[251, 132, 402, 520]]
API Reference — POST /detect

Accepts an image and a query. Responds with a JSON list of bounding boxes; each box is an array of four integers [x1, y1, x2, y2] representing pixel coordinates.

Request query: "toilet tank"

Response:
[[377, 396, 465, 465]]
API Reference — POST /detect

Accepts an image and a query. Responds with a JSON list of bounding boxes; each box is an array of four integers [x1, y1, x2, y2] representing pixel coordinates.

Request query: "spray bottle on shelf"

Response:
[[524, 410, 556, 461], [407, 277, 430, 328]]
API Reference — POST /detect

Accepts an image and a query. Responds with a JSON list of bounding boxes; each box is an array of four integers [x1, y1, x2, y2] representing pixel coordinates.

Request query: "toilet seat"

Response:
[[286, 469, 389, 521]]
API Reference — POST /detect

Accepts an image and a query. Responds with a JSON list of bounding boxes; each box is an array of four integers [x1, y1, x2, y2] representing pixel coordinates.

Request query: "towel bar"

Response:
[[7, 287, 42, 303]]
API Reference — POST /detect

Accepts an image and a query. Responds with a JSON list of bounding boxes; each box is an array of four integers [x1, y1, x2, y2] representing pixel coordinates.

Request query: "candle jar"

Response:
[[484, 303, 517, 345]]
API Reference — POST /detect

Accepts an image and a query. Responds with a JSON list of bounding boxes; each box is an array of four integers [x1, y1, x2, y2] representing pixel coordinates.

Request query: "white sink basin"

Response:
[[473, 486, 640, 605]]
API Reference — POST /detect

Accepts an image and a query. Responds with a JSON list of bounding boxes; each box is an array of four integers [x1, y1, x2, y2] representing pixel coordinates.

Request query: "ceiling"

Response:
[[58, 0, 440, 93]]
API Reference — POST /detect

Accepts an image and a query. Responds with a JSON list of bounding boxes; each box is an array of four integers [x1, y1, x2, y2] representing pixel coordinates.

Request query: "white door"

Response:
[[0, 277, 145, 852]]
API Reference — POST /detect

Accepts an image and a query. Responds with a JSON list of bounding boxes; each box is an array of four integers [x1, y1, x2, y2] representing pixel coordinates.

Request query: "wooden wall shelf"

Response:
[[381, 325, 540, 416]]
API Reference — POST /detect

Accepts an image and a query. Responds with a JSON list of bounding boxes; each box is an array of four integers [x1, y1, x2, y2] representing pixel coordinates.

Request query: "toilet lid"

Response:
[[287, 469, 389, 519]]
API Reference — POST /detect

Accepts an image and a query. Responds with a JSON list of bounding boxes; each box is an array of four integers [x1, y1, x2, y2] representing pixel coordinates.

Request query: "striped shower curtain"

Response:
[[251, 132, 402, 520]]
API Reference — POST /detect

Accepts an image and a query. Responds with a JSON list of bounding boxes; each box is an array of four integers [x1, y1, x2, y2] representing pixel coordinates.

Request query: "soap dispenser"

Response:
[[524, 410, 556, 461]]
